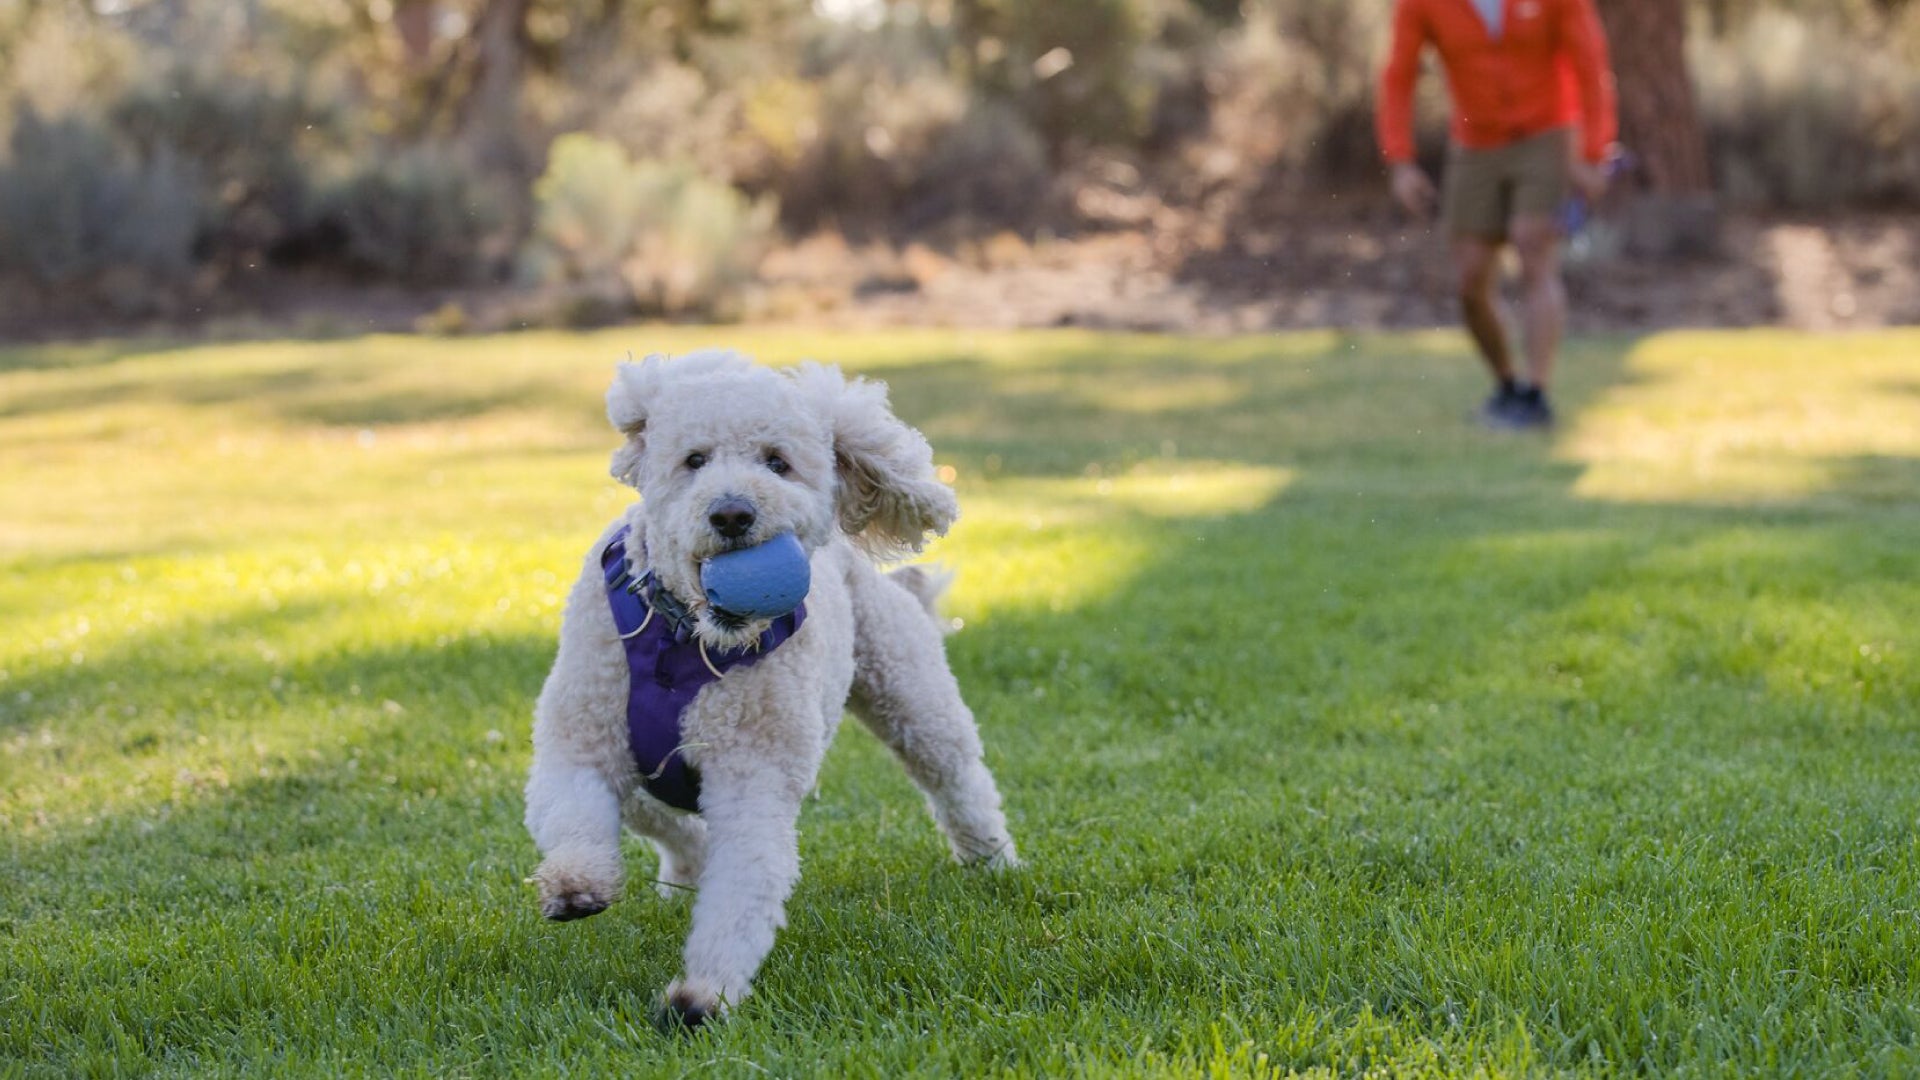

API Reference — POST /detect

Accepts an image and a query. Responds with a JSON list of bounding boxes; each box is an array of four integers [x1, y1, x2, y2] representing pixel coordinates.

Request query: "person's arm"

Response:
[[1378, 0, 1438, 216], [1562, 0, 1618, 164], [1376, 0, 1427, 166]]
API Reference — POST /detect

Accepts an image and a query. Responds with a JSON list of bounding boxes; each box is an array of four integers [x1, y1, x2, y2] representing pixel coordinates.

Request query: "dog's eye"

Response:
[[765, 453, 790, 476], [685, 452, 708, 471]]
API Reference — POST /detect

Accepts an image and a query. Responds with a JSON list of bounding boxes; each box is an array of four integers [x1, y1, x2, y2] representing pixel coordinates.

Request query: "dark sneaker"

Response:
[[1503, 388, 1555, 430], [1475, 383, 1525, 428]]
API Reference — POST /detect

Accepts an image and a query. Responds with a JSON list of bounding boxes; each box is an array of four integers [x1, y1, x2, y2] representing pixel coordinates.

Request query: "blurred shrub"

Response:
[[600, 61, 748, 183], [415, 301, 473, 336], [520, 134, 646, 283], [907, 100, 1050, 228], [1693, 12, 1920, 207], [955, 0, 1155, 151], [321, 146, 506, 285], [765, 71, 974, 231], [741, 76, 821, 171], [1196, 1, 1397, 185], [725, 15, 1052, 235], [0, 105, 199, 296], [110, 72, 335, 262], [520, 134, 777, 317], [14, 0, 1920, 329], [0, 5, 137, 126]]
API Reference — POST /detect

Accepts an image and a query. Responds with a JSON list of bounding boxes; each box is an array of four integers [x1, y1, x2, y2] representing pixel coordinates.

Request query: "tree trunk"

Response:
[[458, 0, 533, 178], [1594, 0, 1718, 257], [394, 0, 435, 71]]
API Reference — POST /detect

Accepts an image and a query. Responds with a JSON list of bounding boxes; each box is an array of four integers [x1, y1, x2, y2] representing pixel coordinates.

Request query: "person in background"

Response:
[[1377, 0, 1619, 428]]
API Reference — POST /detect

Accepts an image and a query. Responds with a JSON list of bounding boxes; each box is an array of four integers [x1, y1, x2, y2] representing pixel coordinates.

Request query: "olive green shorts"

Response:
[[1442, 128, 1571, 240]]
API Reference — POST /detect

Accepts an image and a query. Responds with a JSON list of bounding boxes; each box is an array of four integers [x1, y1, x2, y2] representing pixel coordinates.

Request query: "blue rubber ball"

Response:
[[701, 532, 811, 618]]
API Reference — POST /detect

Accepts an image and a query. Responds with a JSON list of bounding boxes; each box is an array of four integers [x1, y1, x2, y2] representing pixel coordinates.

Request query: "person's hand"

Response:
[[1390, 163, 1437, 219], [1569, 159, 1609, 203]]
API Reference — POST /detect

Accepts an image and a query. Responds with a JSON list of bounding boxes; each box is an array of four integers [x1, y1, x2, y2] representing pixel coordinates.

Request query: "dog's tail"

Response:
[[886, 564, 955, 633]]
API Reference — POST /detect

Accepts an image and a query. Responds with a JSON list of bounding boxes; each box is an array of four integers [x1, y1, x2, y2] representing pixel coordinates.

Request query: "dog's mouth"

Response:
[[646, 566, 763, 645], [672, 549, 757, 631], [694, 603, 773, 653], [697, 532, 762, 559]]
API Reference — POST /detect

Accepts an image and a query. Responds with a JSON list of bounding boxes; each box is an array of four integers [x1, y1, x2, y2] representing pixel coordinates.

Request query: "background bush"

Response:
[[909, 101, 1052, 229], [109, 71, 336, 265], [0, 105, 199, 298], [322, 146, 507, 285], [1694, 10, 1920, 208], [519, 134, 777, 318], [4, 0, 1920, 314], [953, 0, 1156, 153]]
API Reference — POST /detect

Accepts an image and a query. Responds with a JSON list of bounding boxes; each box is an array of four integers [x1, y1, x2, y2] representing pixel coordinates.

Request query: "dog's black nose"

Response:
[[707, 497, 756, 539]]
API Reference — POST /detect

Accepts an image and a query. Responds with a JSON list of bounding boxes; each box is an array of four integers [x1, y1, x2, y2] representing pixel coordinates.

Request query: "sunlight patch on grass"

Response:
[[961, 460, 1295, 523], [790, 326, 1368, 371], [0, 536, 570, 834], [936, 525, 1153, 622], [1560, 330, 1920, 504], [4, 327, 1919, 1075], [1052, 371, 1249, 415], [937, 461, 1294, 619], [1084, 460, 1295, 517]]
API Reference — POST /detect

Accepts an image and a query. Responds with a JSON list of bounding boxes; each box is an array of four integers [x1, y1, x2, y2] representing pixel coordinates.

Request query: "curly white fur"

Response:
[[524, 349, 1018, 1028]]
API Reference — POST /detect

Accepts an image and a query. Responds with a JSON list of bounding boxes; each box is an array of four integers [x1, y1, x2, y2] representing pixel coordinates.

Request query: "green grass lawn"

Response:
[[3, 325, 1918, 1077]]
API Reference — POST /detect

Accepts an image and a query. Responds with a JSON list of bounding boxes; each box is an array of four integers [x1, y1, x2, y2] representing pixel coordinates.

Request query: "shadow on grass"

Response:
[[6, 328, 1919, 1070], [0, 353, 588, 429], [0, 615, 690, 1071], [0, 337, 218, 375], [12, 323, 1917, 871], [1825, 453, 1920, 505]]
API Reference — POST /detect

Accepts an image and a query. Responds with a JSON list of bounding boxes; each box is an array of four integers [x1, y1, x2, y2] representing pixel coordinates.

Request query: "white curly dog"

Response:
[[524, 349, 1017, 1029]]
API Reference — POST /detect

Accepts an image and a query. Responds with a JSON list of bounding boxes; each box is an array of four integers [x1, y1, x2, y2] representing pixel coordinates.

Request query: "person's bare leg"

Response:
[[1510, 214, 1565, 393], [1452, 236, 1515, 384]]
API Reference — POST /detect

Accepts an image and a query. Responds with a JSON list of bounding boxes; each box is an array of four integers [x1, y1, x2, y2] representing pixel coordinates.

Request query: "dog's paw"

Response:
[[655, 980, 727, 1034], [978, 843, 1021, 872], [954, 836, 1020, 871], [533, 850, 623, 921], [541, 890, 611, 922]]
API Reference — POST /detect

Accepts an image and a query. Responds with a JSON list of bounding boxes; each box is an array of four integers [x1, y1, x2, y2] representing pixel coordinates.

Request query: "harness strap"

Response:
[[601, 525, 806, 813]]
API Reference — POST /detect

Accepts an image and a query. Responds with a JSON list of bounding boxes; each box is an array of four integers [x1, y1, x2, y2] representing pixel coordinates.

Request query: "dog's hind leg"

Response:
[[848, 564, 1018, 868], [623, 795, 707, 901]]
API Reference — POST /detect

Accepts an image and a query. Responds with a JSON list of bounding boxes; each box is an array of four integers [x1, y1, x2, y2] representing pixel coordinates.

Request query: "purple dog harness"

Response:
[[601, 525, 806, 812]]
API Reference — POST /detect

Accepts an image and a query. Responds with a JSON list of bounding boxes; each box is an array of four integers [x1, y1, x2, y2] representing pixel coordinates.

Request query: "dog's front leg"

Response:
[[525, 757, 626, 921], [659, 761, 810, 1029]]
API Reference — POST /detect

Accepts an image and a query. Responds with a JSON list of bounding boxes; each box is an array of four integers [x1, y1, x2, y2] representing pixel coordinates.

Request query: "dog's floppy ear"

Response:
[[606, 354, 668, 487], [790, 362, 958, 559]]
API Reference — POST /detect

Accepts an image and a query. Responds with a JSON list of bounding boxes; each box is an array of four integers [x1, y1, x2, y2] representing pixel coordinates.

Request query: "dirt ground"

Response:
[[4, 205, 1916, 343], [758, 210, 1920, 335]]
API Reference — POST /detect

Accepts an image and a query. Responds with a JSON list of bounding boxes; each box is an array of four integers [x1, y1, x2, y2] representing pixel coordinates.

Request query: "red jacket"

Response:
[[1377, 0, 1618, 165]]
